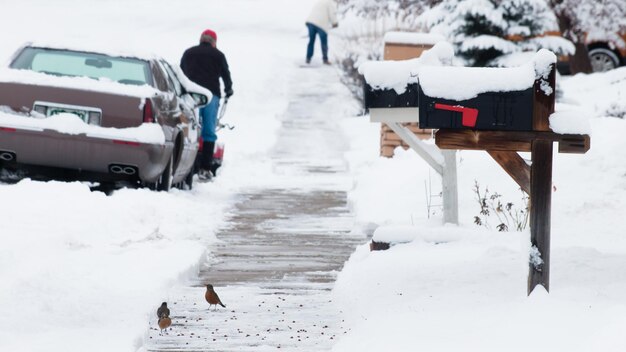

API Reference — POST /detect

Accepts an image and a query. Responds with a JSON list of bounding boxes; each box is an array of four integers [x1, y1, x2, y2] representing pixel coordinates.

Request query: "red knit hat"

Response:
[[201, 29, 217, 42]]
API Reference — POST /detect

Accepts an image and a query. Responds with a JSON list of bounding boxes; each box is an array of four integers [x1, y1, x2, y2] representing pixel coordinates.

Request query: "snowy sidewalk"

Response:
[[143, 64, 364, 351]]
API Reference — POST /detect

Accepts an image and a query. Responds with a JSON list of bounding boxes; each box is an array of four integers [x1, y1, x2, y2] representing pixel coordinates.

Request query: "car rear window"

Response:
[[10, 47, 153, 86]]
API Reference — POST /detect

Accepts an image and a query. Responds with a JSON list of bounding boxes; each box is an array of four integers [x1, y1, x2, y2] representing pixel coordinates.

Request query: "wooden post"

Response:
[[528, 139, 553, 294], [527, 63, 555, 295]]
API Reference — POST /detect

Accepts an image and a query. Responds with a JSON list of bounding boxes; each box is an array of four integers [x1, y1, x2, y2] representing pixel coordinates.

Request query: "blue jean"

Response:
[[306, 23, 328, 61], [199, 94, 220, 142]]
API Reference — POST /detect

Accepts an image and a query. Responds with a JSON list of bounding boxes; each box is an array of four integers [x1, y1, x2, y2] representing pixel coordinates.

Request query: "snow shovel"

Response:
[[217, 97, 234, 131]]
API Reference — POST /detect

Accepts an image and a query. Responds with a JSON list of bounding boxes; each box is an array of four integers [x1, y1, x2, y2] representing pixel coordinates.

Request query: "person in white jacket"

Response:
[[305, 0, 338, 65]]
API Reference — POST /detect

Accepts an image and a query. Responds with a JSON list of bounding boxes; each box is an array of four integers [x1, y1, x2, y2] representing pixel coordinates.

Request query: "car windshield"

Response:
[[10, 47, 153, 86]]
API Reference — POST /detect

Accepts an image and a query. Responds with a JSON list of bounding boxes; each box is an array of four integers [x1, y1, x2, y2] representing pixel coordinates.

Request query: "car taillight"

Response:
[[198, 136, 204, 151], [143, 99, 155, 123], [213, 144, 224, 159]]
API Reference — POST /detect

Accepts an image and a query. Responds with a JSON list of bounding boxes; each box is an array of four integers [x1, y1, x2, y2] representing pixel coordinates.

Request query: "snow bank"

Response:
[[383, 32, 446, 46], [0, 180, 233, 352], [0, 111, 166, 144], [559, 66, 626, 119], [359, 41, 454, 94], [0, 68, 159, 98], [372, 225, 420, 243]]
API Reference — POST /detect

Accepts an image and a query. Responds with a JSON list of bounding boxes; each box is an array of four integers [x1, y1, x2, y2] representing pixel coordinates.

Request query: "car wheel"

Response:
[[184, 169, 194, 190], [156, 154, 173, 192], [589, 47, 620, 73]]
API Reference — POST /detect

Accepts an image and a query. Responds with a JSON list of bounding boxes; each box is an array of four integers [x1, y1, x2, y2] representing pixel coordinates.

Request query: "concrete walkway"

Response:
[[144, 65, 364, 351]]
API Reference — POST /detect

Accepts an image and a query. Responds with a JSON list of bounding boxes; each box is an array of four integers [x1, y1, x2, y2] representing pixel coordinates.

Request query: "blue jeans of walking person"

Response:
[[200, 94, 220, 142], [199, 94, 220, 173], [306, 22, 328, 62]]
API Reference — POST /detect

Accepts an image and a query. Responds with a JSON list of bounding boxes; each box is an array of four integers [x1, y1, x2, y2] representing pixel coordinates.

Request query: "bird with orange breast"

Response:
[[157, 302, 172, 333], [205, 284, 226, 310]]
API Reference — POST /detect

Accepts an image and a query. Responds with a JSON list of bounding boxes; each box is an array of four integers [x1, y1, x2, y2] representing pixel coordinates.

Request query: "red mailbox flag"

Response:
[[434, 103, 478, 128]]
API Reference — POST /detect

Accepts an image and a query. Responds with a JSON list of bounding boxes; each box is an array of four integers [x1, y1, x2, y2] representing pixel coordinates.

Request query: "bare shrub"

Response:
[[473, 181, 529, 232]]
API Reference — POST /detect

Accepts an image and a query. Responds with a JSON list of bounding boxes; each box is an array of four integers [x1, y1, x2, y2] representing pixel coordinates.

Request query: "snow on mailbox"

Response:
[[418, 50, 555, 131], [361, 41, 454, 123]]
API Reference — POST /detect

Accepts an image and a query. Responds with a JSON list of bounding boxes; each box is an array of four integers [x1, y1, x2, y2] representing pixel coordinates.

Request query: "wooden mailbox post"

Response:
[[429, 64, 590, 295]]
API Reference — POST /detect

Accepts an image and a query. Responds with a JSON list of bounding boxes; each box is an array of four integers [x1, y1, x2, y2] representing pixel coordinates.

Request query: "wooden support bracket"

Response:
[[487, 151, 530, 195]]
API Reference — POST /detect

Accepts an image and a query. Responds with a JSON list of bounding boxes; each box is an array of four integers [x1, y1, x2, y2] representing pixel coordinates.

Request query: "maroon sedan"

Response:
[[0, 44, 210, 191]]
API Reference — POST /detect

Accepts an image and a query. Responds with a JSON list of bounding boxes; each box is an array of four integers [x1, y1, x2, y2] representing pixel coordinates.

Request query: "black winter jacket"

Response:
[[180, 43, 233, 98]]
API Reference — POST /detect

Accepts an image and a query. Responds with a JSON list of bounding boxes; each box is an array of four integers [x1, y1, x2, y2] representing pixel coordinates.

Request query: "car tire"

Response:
[[589, 47, 620, 73], [156, 154, 173, 192], [184, 169, 194, 190]]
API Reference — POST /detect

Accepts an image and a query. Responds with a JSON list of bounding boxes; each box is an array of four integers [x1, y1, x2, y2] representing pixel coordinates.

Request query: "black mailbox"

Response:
[[418, 86, 534, 131], [364, 83, 419, 110]]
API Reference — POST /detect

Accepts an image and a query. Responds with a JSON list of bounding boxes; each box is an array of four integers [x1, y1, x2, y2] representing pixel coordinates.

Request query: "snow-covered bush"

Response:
[[419, 0, 574, 66]]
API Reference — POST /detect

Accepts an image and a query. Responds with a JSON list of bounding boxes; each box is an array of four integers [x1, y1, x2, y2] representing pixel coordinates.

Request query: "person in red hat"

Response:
[[180, 29, 233, 181]]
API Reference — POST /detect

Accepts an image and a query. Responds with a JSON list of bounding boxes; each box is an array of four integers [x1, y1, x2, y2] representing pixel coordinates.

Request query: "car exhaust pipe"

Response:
[[109, 164, 137, 175], [122, 166, 137, 175], [0, 151, 16, 162]]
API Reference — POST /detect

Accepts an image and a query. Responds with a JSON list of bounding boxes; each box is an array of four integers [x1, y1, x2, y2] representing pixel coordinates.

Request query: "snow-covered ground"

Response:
[[1, 1, 625, 351]]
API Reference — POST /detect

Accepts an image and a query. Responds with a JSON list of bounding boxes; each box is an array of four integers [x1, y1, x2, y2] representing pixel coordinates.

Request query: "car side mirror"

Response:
[[189, 92, 209, 107]]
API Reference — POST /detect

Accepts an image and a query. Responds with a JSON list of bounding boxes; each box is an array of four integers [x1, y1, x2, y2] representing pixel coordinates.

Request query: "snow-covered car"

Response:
[[0, 43, 211, 191], [553, 30, 626, 73]]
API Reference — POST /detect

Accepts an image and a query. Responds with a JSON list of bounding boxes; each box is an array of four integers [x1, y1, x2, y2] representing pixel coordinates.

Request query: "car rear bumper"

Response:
[[0, 125, 173, 183]]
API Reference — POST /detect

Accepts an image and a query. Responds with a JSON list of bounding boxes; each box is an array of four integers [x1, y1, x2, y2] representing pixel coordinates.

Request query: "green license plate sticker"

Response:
[[48, 108, 87, 121]]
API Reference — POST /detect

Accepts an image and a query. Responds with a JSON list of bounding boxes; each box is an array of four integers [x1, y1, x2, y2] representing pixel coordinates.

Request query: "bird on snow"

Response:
[[157, 302, 170, 319], [157, 302, 172, 333], [205, 284, 226, 310]]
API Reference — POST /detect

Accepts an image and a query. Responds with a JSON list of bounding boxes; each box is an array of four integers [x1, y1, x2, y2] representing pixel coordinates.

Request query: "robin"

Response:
[[157, 302, 170, 320], [205, 284, 226, 310], [158, 316, 172, 333], [157, 302, 172, 333]]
